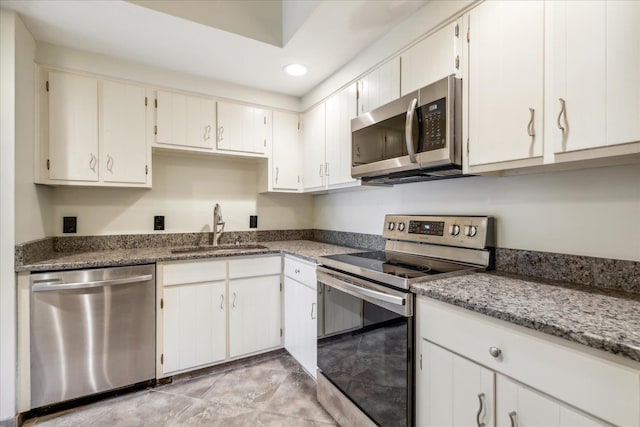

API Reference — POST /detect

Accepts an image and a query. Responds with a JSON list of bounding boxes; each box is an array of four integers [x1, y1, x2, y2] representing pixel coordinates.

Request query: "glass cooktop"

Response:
[[319, 251, 476, 289]]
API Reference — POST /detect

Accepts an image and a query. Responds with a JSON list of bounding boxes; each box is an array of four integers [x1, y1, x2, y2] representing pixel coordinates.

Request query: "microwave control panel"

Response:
[[420, 97, 447, 151]]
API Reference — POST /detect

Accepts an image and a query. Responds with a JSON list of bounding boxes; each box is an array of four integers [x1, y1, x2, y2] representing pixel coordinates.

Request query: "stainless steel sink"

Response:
[[170, 244, 268, 254]]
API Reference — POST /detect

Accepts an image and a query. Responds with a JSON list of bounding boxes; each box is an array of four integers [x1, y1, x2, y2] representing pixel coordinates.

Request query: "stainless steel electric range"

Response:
[[316, 215, 494, 427]]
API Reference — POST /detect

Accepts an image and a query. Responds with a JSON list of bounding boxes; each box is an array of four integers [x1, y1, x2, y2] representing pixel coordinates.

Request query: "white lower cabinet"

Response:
[[416, 296, 640, 426], [229, 275, 282, 358], [283, 256, 318, 378], [157, 255, 282, 377], [163, 281, 226, 374], [418, 339, 494, 427]]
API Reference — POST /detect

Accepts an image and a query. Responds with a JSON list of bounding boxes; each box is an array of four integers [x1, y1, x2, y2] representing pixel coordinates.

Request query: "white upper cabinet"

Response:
[[325, 83, 358, 187], [48, 71, 99, 182], [468, 1, 545, 169], [155, 90, 216, 150], [357, 57, 400, 115], [551, 0, 640, 155], [606, 1, 640, 146], [302, 102, 326, 191], [401, 19, 462, 96], [101, 80, 148, 184], [217, 101, 271, 155], [43, 70, 149, 187], [271, 111, 300, 191]]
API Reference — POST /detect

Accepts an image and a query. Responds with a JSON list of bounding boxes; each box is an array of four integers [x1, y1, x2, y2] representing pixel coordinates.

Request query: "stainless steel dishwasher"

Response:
[[30, 264, 155, 408]]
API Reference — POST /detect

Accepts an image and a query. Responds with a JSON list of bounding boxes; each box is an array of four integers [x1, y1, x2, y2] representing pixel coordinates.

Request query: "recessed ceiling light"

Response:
[[284, 64, 308, 77]]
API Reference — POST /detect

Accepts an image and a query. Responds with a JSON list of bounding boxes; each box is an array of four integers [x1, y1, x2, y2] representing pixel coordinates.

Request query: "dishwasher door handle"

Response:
[[32, 274, 153, 292]]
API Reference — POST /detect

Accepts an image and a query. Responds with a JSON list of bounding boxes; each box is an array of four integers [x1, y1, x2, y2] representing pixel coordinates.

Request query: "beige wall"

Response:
[[314, 164, 640, 261], [50, 153, 313, 236]]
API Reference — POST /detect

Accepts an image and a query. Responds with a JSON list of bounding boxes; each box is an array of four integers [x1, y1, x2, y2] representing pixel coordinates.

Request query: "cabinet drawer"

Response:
[[284, 256, 317, 289], [229, 256, 281, 279], [161, 259, 227, 286], [418, 297, 640, 426]]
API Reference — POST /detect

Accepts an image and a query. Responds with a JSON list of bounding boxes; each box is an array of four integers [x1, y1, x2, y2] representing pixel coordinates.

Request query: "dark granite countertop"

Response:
[[15, 240, 360, 272], [411, 271, 640, 363]]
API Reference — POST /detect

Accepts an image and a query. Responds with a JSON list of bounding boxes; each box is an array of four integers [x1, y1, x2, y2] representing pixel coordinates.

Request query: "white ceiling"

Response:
[[1, 0, 428, 97]]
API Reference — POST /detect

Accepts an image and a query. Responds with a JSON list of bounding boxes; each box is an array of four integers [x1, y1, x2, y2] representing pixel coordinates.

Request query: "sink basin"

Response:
[[170, 244, 268, 254]]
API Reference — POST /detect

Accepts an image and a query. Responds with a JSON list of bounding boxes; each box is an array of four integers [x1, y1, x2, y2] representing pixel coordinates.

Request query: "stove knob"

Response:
[[464, 225, 478, 237], [449, 224, 460, 236], [398, 222, 406, 232], [388, 222, 396, 231]]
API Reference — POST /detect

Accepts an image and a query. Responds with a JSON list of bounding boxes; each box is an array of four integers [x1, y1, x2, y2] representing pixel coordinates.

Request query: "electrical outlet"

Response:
[[154, 216, 165, 231], [249, 215, 258, 229], [63, 216, 77, 233]]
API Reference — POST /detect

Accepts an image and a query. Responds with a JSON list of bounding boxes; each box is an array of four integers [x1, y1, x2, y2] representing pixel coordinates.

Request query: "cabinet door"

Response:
[[251, 108, 271, 155], [496, 375, 604, 427], [48, 71, 99, 182], [156, 91, 215, 150], [357, 57, 400, 115], [606, 0, 640, 146], [468, 1, 544, 166], [323, 286, 362, 336], [217, 102, 268, 154], [284, 277, 317, 378], [325, 83, 358, 187], [401, 20, 461, 96], [302, 102, 326, 190], [272, 111, 300, 190], [101, 80, 147, 184], [417, 339, 494, 427], [551, 1, 606, 153], [229, 275, 281, 358], [163, 281, 226, 374]]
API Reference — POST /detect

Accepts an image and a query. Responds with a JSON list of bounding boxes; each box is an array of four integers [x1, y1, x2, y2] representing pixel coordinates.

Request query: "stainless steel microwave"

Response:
[[351, 75, 462, 184]]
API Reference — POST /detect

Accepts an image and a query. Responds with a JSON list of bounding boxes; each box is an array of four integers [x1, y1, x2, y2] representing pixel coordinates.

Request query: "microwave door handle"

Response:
[[405, 98, 418, 163]]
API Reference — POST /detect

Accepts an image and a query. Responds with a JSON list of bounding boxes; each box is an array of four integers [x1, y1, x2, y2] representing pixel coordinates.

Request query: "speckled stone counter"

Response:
[[411, 272, 640, 362], [16, 240, 360, 272]]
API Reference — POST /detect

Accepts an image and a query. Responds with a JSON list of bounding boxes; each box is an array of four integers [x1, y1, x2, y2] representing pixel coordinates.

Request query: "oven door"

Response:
[[316, 267, 414, 427]]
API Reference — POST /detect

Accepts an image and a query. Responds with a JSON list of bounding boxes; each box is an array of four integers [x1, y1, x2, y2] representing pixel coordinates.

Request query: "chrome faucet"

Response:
[[212, 203, 225, 246]]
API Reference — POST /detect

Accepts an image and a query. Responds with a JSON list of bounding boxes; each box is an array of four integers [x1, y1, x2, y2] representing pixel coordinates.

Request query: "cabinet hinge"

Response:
[[155, 99, 158, 108], [45, 80, 49, 92], [280, 282, 282, 292], [467, 138, 470, 156], [455, 23, 459, 37], [145, 97, 148, 106], [280, 328, 283, 337], [467, 28, 470, 43], [297, 122, 300, 130], [160, 298, 163, 309], [297, 175, 300, 183], [46, 159, 50, 170], [154, 125, 158, 135], [145, 165, 149, 175], [264, 139, 266, 147], [356, 83, 359, 100], [455, 55, 460, 70], [420, 353, 422, 371], [160, 353, 164, 364], [264, 116, 267, 125]]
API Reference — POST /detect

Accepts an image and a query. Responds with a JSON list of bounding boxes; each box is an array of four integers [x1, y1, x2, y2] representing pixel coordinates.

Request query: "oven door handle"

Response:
[[317, 268, 413, 317]]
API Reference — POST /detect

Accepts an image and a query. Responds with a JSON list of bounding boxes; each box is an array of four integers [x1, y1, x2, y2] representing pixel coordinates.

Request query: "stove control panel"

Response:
[[383, 215, 494, 249]]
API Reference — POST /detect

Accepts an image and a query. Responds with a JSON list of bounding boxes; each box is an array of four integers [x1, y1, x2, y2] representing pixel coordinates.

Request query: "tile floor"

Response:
[[23, 352, 337, 427]]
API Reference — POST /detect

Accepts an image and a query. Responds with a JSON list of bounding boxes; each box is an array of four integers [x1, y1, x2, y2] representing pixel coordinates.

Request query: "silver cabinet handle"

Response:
[[89, 153, 97, 172], [311, 302, 317, 319], [32, 274, 152, 292], [489, 346, 502, 358], [275, 167, 279, 183], [557, 98, 568, 135], [294, 268, 300, 274], [218, 126, 224, 142], [509, 411, 517, 427], [106, 155, 114, 173], [219, 294, 224, 310], [204, 125, 211, 141], [232, 291, 237, 309], [405, 98, 418, 163], [476, 393, 486, 427], [527, 108, 536, 137]]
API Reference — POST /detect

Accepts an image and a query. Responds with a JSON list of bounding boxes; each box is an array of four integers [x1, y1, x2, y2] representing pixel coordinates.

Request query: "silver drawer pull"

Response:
[[219, 294, 224, 310], [509, 411, 518, 427], [527, 108, 535, 137], [489, 346, 502, 358], [294, 268, 300, 274], [476, 393, 486, 427]]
